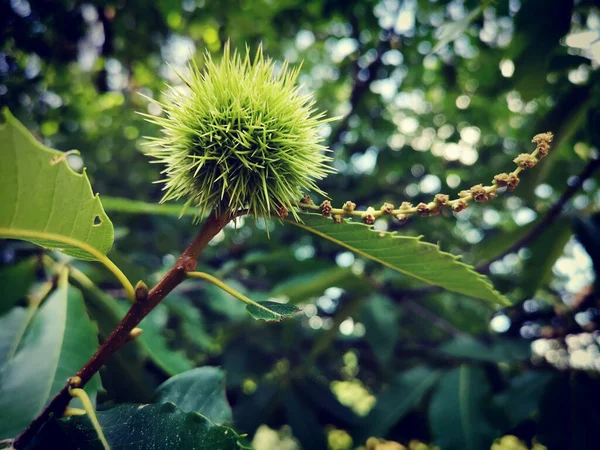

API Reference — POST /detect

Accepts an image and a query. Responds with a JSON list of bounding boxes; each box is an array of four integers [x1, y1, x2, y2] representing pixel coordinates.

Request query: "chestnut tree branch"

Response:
[[12, 211, 236, 449]]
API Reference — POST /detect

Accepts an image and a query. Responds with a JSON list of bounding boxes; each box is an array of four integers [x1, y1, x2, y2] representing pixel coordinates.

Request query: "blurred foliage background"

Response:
[[1, 0, 600, 449]]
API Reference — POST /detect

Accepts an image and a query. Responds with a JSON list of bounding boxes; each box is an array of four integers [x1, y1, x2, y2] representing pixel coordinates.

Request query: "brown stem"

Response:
[[13, 211, 235, 449], [477, 156, 600, 274]]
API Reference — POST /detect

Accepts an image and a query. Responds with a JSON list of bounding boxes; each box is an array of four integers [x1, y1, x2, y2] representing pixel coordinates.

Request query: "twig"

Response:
[[12, 211, 236, 449], [477, 156, 600, 274], [299, 132, 553, 225]]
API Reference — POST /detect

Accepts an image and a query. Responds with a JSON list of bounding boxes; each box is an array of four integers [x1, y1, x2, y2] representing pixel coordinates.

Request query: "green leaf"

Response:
[[288, 214, 508, 305], [537, 372, 600, 450], [360, 295, 399, 366], [537, 374, 571, 449], [234, 382, 279, 435], [0, 258, 37, 314], [0, 306, 30, 367], [295, 377, 359, 427], [0, 108, 113, 260], [570, 372, 600, 450], [138, 303, 196, 375], [245, 300, 299, 321], [284, 389, 328, 450], [495, 371, 554, 428], [155, 367, 233, 425], [361, 366, 440, 441], [101, 195, 196, 217], [164, 295, 217, 353], [438, 336, 531, 363], [0, 271, 101, 440], [270, 267, 364, 304], [32, 403, 251, 450], [431, 6, 482, 54], [574, 214, 600, 289], [509, 0, 574, 101], [472, 221, 538, 262], [203, 280, 253, 321], [429, 365, 499, 450], [421, 293, 494, 336], [521, 220, 572, 298], [70, 269, 155, 403]]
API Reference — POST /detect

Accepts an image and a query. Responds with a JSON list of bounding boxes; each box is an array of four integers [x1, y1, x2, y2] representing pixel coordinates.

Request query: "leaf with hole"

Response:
[[0, 108, 113, 260]]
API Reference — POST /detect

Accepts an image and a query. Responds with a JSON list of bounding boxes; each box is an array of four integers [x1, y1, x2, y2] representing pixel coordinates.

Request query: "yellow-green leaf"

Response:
[[0, 108, 113, 260]]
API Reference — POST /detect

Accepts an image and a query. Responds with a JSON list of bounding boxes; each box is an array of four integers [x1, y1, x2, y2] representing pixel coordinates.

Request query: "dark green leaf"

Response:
[[589, 109, 600, 150], [203, 281, 251, 321], [296, 377, 359, 426], [521, 220, 572, 299], [0, 258, 37, 314], [538, 372, 600, 450], [32, 403, 250, 450], [421, 293, 494, 336], [0, 272, 101, 440], [71, 269, 155, 403], [438, 336, 531, 363], [570, 372, 600, 450], [537, 374, 571, 449], [270, 267, 363, 304], [574, 214, 600, 289], [495, 371, 554, 428], [361, 366, 440, 441], [473, 221, 538, 263], [164, 295, 217, 353], [429, 365, 498, 450], [234, 382, 279, 435], [246, 300, 299, 322], [155, 367, 233, 425], [0, 307, 30, 368], [284, 389, 328, 450], [360, 295, 399, 366]]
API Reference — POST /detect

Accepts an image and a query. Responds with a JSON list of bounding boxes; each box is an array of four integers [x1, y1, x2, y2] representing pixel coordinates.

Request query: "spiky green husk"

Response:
[[142, 43, 335, 221]]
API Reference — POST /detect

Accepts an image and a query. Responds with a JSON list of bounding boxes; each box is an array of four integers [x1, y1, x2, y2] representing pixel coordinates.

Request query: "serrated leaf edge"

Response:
[[287, 214, 509, 306]]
